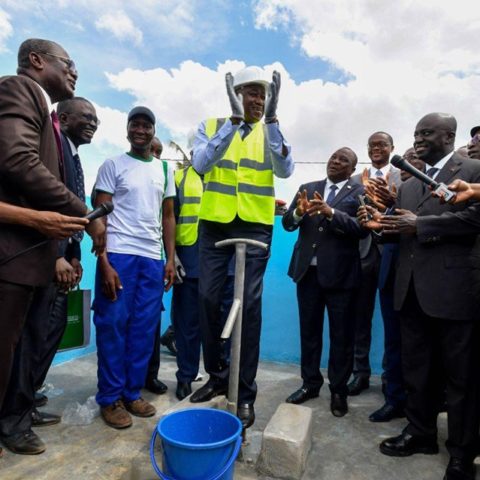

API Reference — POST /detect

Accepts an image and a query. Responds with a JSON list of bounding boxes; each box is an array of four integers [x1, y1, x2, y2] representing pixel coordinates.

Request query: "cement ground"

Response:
[[1, 352, 478, 480]]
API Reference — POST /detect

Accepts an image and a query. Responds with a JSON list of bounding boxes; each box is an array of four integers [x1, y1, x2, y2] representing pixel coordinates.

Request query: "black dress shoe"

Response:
[[190, 379, 228, 403], [176, 382, 192, 401], [379, 431, 439, 457], [1, 430, 46, 455], [347, 376, 369, 396], [285, 387, 319, 405], [444, 457, 475, 480], [31, 409, 61, 427], [34, 392, 48, 408], [237, 404, 255, 429], [145, 378, 168, 395], [160, 328, 177, 356], [330, 393, 348, 417], [369, 403, 405, 422]]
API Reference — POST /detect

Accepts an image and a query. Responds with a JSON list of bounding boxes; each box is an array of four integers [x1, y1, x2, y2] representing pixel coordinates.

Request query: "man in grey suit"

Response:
[[362, 113, 480, 480], [0, 38, 104, 455], [283, 148, 367, 417], [348, 132, 402, 396]]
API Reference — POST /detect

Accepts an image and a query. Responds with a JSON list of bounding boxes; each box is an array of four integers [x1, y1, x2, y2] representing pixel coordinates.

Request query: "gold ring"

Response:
[[317, 210, 321, 215]]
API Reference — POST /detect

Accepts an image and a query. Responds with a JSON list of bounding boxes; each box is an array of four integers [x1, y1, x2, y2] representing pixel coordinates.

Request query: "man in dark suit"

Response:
[[362, 113, 480, 480], [31, 97, 99, 410], [348, 132, 402, 396], [369, 148, 426, 423], [283, 147, 367, 417], [0, 38, 104, 455]]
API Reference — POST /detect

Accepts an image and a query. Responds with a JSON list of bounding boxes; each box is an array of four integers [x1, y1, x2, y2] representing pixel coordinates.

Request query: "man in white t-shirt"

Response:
[[93, 106, 176, 429]]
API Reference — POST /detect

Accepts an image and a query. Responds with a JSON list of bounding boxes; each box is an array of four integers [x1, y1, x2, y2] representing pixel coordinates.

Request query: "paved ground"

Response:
[[1, 352, 478, 480]]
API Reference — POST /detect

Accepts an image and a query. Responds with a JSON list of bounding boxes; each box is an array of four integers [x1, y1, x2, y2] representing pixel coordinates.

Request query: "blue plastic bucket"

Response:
[[150, 408, 242, 480]]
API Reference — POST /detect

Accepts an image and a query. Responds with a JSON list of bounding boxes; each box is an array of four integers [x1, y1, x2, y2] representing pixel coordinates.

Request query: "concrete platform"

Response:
[[1, 352, 478, 479]]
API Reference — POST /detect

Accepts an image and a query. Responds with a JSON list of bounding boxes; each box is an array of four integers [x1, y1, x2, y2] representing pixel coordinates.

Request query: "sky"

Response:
[[1, 0, 479, 201]]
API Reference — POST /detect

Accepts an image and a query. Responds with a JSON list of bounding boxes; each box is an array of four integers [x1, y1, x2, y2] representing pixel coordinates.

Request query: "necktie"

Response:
[[240, 123, 251, 140], [375, 169, 383, 177], [326, 184, 338, 205], [426, 167, 439, 178], [51, 111, 65, 182], [72, 153, 85, 242]]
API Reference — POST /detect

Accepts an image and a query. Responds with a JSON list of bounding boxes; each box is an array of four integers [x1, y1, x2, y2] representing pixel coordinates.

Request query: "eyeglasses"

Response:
[[368, 141, 391, 149], [38, 52, 77, 73]]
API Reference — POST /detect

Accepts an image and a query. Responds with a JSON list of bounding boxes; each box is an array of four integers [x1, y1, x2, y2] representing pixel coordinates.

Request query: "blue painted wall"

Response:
[[54, 217, 385, 375]]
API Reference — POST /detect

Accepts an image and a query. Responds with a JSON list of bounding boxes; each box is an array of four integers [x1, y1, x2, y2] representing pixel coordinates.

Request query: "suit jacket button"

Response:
[[318, 227, 324, 232], [410, 254, 414, 259]]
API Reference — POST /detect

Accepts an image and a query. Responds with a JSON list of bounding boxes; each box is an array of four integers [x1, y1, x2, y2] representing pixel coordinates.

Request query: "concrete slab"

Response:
[[0, 353, 478, 480], [257, 403, 312, 479]]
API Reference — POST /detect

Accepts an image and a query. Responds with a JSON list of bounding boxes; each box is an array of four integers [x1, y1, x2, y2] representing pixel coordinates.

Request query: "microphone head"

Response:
[[390, 155, 404, 168]]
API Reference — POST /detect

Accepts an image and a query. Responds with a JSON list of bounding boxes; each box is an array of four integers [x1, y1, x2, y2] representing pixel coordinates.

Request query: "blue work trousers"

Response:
[[93, 253, 164, 407]]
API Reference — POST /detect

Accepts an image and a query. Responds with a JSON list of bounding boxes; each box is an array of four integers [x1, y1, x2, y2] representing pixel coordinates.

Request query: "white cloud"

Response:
[[0, 8, 13, 53], [95, 11, 143, 45]]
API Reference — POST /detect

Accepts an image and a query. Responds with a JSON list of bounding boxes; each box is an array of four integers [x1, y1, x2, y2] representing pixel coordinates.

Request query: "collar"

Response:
[[33, 81, 53, 114], [66, 136, 78, 156], [325, 177, 348, 194], [430, 151, 454, 171], [369, 163, 391, 177]]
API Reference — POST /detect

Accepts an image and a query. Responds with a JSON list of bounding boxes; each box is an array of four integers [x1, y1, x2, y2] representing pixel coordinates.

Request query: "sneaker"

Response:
[[124, 397, 156, 417], [101, 400, 132, 429]]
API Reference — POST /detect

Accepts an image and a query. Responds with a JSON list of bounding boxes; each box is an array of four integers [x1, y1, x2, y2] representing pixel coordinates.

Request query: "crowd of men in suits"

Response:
[[1, 37, 480, 480]]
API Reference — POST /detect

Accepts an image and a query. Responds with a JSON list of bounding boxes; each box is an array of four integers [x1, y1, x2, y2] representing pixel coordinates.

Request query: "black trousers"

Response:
[[198, 218, 272, 405], [0, 280, 34, 409], [297, 267, 356, 396], [351, 244, 380, 379], [401, 283, 479, 460], [0, 286, 55, 437], [379, 276, 405, 408], [33, 284, 68, 391]]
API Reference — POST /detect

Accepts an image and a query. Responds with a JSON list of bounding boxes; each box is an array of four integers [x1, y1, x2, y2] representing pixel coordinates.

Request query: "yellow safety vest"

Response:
[[199, 118, 275, 226], [175, 166, 203, 246]]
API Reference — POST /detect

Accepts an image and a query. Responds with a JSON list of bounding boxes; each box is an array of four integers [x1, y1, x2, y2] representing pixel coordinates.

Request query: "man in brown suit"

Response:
[[0, 38, 104, 455]]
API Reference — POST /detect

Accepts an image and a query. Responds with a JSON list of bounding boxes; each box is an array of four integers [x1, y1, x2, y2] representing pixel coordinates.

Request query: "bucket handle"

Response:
[[150, 429, 242, 480]]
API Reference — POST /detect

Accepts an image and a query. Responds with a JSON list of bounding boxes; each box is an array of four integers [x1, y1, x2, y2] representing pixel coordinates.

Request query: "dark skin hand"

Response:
[[306, 191, 333, 218], [94, 191, 122, 301], [98, 253, 122, 301], [367, 177, 398, 208], [161, 197, 176, 292], [55, 257, 77, 292], [357, 205, 383, 230], [294, 189, 310, 217], [380, 209, 417, 234], [70, 257, 83, 286]]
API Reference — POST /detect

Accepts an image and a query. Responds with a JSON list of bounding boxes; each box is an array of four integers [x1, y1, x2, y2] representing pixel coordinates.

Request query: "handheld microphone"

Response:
[[85, 201, 114, 221], [390, 155, 456, 202]]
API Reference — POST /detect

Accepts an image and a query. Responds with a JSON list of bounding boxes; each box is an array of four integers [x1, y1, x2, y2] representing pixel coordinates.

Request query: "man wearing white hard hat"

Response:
[[190, 66, 294, 428]]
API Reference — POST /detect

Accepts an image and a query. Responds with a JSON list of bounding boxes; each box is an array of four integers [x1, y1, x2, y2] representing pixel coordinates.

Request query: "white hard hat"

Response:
[[233, 66, 270, 91]]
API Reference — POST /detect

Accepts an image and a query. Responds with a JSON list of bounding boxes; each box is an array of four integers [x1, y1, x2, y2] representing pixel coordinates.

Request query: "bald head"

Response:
[[413, 112, 456, 165]]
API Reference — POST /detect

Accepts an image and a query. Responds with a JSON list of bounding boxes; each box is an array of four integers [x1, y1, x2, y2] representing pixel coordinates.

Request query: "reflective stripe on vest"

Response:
[[199, 117, 275, 225], [174, 167, 203, 246]]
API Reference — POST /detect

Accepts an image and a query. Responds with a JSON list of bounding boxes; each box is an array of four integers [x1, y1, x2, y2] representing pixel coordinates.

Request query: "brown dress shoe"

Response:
[[101, 400, 132, 429], [124, 397, 156, 417]]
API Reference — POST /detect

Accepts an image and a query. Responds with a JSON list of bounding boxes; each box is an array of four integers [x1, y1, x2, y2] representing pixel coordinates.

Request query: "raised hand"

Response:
[[306, 191, 333, 218], [294, 189, 310, 217], [225, 72, 244, 121], [265, 70, 281, 123], [357, 205, 383, 230], [380, 208, 417, 234]]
